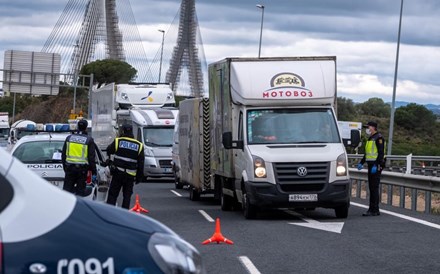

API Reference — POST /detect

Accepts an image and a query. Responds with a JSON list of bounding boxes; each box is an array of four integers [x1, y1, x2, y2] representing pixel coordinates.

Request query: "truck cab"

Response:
[[130, 108, 178, 180]]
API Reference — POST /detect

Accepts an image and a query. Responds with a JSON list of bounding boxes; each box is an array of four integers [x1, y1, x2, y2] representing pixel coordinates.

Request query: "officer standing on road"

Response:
[[106, 124, 144, 209], [357, 121, 385, 216], [62, 119, 97, 196]]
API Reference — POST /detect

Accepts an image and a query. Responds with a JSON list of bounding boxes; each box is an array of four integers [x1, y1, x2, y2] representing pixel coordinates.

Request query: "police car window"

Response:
[[0, 173, 14, 213], [13, 141, 64, 163]]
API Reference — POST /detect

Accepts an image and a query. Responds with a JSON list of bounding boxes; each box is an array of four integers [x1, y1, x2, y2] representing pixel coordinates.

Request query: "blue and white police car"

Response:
[[9, 124, 109, 200], [0, 147, 205, 273]]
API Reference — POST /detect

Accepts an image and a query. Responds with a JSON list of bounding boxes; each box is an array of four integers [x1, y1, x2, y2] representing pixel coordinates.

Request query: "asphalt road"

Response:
[[123, 179, 440, 274]]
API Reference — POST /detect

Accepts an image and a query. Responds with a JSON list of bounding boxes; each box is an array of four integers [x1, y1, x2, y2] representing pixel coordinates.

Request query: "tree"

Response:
[[357, 97, 390, 117], [337, 97, 357, 121], [395, 103, 436, 132], [80, 59, 138, 87]]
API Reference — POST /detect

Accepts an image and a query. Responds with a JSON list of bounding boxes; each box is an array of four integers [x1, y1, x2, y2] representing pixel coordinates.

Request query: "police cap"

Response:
[[77, 119, 88, 131], [363, 121, 378, 129]]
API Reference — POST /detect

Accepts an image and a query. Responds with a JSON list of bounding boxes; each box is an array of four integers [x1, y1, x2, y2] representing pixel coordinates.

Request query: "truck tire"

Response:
[[334, 204, 349, 218], [189, 187, 200, 201], [243, 192, 258, 219], [220, 190, 234, 211]]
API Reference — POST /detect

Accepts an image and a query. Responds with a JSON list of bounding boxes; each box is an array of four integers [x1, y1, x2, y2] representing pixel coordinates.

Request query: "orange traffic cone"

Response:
[[202, 218, 233, 245], [130, 194, 149, 214]]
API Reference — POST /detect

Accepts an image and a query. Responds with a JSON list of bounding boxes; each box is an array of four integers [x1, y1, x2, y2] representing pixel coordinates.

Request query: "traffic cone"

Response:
[[202, 218, 233, 245], [130, 194, 149, 214]]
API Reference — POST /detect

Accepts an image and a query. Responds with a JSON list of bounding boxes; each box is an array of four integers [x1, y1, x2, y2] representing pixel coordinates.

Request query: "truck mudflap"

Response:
[[244, 180, 350, 209]]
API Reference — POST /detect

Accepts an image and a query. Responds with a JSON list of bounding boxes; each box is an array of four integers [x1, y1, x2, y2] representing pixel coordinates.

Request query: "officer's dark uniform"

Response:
[[106, 124, 144, 209], [61, 119, 97, 196], [360, 121, 385, 216]]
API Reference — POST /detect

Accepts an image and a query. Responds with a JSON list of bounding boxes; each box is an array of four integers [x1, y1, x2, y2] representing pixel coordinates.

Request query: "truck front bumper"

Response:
[[144, 157, 173, 178], [245, 180, 350, 209]]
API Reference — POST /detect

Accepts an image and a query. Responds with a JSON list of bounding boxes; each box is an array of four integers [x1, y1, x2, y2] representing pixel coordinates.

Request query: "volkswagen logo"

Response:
[[297, 166, 308, 177]]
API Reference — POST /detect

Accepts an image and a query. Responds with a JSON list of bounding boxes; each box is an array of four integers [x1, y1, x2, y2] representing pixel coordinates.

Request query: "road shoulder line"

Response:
[[351, 202, 440, 230]]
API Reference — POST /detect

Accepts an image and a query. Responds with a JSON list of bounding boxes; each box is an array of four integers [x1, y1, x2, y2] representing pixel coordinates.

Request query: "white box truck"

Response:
[[178, 57, 360, 219], [0, 112, 10, 148], [91, 83, 178, 180]]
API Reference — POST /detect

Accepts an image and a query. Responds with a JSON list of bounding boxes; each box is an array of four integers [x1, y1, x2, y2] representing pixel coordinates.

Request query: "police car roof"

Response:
[[11, 134, 69, 150]]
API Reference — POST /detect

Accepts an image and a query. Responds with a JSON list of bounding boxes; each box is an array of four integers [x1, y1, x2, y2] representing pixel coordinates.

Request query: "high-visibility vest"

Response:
[[66, 134, 89, 165], [365, 135, 385, 162], [114, 137, 143, 176]]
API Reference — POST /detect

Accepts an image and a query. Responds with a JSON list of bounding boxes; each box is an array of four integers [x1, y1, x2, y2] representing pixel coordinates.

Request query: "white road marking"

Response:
[[170, 190, 182, 197], [286, 210, 345, 234], [198, 210, 215, 222], [351, 202, 440, 230], [238, 256, 262, 274]]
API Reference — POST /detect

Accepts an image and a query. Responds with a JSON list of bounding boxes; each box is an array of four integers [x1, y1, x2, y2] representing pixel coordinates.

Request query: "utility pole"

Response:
[[387, 0, 404, 156]]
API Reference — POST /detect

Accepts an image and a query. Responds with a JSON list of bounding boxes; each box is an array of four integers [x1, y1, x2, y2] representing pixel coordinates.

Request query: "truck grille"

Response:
[[159, 159, 173, 168], [273, 162, 330, 193]]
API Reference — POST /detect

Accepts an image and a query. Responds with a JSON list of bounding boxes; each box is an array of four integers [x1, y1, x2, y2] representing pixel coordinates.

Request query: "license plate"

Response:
[[289, 194, 318, 202], [50, 181, 63, 187], [164, 168, 171, 173]]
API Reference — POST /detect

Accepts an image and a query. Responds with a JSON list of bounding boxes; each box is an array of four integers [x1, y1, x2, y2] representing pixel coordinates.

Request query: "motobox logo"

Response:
[[262, 72, 313, 98]]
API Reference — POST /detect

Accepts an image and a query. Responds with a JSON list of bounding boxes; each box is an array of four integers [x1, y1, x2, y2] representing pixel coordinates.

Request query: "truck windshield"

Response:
[[247, 108, 340, 144], [143, 127, 174, 147], [12, 141, 64, 163], [0, 128, 9, 138]]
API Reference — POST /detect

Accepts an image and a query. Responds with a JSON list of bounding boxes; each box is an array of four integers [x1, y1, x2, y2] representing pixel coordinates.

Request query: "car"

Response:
[[0, 148, 205, 273], [10, 132, 110, 201]]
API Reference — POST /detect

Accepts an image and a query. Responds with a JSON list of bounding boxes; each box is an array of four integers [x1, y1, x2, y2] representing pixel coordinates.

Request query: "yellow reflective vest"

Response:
[[65, 134, 89, 165]]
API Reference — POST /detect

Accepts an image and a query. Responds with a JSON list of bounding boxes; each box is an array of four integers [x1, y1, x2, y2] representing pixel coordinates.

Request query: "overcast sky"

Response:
[[1, 0, 439, 104]]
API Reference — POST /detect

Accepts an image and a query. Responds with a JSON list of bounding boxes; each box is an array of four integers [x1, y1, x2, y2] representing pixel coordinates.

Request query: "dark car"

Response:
[[0, 148, 204, 274]]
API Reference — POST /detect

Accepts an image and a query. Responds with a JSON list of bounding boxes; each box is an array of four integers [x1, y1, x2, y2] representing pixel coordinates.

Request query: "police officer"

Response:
[[106, 124, 144, 209], [357, 121, 385, 216], [62, 119, 97, 196]]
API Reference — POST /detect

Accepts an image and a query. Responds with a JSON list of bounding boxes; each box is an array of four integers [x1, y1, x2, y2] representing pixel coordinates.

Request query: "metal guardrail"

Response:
[[349, 168, 440, 214], [348, 154, 440, 176]]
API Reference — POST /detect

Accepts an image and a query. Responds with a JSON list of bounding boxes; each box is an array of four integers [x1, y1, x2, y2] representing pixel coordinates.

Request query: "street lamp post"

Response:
[[256, 4, 265, 58], [158, 29, 165, 83], [387, 0, 404, 157]]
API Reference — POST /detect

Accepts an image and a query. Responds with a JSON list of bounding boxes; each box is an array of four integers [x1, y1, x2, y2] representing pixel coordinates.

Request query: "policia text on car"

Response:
[[106, 124, 144, 209], [62, 119, 97, 196]]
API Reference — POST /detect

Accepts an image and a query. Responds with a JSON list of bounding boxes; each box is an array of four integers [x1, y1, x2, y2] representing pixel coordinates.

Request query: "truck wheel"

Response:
[[243, 192, 258, 219], [334, 204, 349, 218], [189, 187, 200, 201], [220, 190, 234, 211]]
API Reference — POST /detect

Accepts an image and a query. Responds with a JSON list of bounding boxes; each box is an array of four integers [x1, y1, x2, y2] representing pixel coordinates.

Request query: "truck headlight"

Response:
[[336, 153, 347, 176], [148, 233, 205, 274], [145, 148, 154, 157], [253, 156, 267, 178], [121, 92, 129, 101]]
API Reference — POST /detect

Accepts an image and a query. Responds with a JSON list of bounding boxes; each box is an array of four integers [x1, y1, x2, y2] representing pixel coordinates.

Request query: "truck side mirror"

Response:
[[350, 129, 361, 148], [222, 132, 233, 149], [222, 132, 243, 150]]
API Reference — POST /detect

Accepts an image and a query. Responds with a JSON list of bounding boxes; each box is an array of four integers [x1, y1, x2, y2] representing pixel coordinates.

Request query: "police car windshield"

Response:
[[12, 141, 64, 163], [247, 108, 340, 145], [143, 127, 173, 147]]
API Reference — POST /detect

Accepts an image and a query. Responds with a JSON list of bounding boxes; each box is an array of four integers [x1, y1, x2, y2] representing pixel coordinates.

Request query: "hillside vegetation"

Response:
[[338, 97, 440, 156]]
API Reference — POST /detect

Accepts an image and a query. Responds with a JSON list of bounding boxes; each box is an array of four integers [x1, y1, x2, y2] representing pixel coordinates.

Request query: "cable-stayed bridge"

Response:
[[41, 0, 207, 97]]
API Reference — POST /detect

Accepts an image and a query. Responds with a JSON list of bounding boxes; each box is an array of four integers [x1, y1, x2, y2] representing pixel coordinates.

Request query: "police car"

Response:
[[0, 148, 204, 273], [9, 126, 109, 200]]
